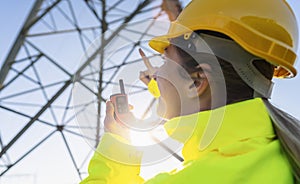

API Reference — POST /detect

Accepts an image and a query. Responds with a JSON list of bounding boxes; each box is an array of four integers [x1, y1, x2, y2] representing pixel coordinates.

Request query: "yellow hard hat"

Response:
[[149, 0, 299, 78]]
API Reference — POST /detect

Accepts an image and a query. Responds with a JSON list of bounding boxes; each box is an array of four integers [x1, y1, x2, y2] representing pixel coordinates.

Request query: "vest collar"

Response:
[[163, 98, 275, 152]]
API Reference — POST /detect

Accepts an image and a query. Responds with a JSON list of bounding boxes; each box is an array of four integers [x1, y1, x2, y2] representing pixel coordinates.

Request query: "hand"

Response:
[[138, 48, 158, 86], [139, 70, 152, 86], [104, 101, 131, 141]]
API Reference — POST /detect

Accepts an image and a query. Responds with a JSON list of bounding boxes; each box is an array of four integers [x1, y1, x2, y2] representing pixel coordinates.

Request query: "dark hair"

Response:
[[174, 30, 275, 104], [174, 44, 274, 104]]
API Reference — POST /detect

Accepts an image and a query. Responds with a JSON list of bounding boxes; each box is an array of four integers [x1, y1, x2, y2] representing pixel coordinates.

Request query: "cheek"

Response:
[[156, 77, 174, 96], [156, 77, 165, 95], [157, 74, 188, 97], [157, 78, 181, 105]]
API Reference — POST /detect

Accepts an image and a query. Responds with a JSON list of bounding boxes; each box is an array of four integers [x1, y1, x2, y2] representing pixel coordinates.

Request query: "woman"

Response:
[[81, 0, 300, 183]]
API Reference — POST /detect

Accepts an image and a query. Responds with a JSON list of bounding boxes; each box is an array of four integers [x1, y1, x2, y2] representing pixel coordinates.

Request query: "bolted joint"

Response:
[[56, 125, 64, 132]]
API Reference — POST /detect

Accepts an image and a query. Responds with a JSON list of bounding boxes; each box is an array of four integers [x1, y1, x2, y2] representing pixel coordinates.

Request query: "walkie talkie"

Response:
[[110, 79, 129, 121]]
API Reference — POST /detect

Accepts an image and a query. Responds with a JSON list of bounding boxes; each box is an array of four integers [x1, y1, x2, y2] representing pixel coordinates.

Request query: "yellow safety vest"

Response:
[[80, 98, 293, 184]]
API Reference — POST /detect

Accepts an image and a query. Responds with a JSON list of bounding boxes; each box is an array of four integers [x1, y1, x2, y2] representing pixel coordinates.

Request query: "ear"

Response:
[[187, 72, 209, 98], [187, 64, 211, 98]]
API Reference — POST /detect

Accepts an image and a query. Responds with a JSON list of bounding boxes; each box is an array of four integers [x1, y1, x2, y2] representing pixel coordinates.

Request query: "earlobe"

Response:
[[196, 76, 208, 96]]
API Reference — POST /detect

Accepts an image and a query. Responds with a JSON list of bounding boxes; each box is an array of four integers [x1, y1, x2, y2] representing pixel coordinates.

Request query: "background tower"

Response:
[[1, 0, 299, 184], [0, 0, 184, 183]]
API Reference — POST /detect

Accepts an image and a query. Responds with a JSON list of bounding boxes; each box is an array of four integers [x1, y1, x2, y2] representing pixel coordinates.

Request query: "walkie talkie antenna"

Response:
[[119, 79, 125, 94]]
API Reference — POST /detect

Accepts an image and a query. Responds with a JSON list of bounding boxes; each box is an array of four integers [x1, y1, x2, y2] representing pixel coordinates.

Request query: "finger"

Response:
[[104, 125, 110, 132], [106, 101, 115, 117], [139, 71, 151, 85], [139, 75, 151, 86], [139, 48, 154, 73], [139, 70, 150, 78]]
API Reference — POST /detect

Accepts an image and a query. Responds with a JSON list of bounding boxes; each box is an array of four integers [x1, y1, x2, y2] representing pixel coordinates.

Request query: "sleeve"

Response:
[[80, 133, 145, 184]]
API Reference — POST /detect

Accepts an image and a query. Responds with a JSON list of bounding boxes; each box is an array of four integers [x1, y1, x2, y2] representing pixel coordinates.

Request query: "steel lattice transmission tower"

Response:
[[0, 0, 182, 183]]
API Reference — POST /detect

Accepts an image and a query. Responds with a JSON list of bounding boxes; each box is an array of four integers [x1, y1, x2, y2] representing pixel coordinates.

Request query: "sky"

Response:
[[1, 3, 299, 108], [1, 0, 299, 119], [0, 0, 300, 183]]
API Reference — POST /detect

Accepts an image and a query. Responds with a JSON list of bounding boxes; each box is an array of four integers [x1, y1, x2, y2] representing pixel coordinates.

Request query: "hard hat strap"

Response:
[[172, 33, 274, 99], [200, 34, 274, 99]]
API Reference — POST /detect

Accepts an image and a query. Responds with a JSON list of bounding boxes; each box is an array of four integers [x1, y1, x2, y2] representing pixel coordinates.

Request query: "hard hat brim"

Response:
[[148, 19, 297, 78], [149, 21, 193, 54]]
